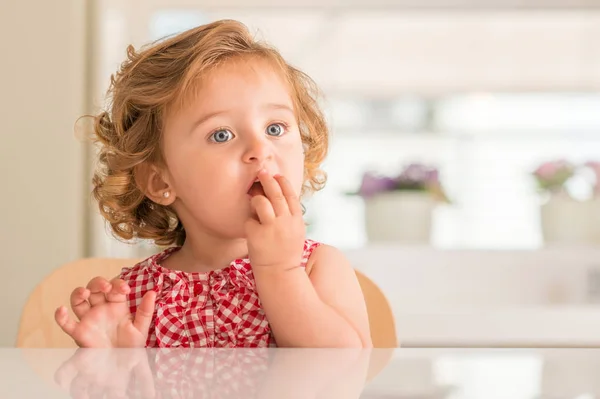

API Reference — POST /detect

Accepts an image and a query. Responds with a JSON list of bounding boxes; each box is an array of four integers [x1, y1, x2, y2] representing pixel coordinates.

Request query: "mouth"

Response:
[[247, 178, 266, 198]]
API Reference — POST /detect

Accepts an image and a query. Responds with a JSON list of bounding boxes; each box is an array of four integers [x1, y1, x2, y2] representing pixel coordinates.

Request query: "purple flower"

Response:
[[353, 163, 449, 202], [395, 163, 439, 188], [357, 172, 398, 198], [426, 168, 439, 183]]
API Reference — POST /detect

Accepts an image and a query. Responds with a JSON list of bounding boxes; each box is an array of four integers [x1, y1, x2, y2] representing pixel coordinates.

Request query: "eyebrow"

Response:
[[190, 103, 295, 132], [189, 110, 229, 133], [263, 103, 295, 114]]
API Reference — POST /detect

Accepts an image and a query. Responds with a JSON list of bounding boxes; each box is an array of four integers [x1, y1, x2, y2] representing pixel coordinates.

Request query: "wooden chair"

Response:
[[17, 258, 397, 349]]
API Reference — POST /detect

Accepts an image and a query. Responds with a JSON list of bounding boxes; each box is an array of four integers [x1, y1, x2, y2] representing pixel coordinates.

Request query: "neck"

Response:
[[164, 228, 248, 273]]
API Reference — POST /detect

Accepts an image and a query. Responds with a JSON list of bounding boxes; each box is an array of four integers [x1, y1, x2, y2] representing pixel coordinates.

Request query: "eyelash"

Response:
[[268, 122, 289, 136], [208, 127, 233, 143], [207, 122, 290, 143]]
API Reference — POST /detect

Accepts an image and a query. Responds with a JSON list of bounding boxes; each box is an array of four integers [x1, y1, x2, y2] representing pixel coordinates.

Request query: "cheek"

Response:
[[165, 150, 224, 194], [281, 142, 306, 196]]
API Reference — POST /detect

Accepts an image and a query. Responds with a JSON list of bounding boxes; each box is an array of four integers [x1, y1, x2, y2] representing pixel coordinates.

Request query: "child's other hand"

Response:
[[54, 277, 156, 348], [245, 170, 305, 271]]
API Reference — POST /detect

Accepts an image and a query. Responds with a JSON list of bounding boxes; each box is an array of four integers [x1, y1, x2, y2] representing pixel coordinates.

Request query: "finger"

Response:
[[244, 218, 261, 238], [106, 278, 130, 303], [133, 290, 156, 334], [70, 287, 91, 320], [250, 195, 276, 224], [55, 306, 79, 339], [274, 174, 303, 216], [258, 169, 289, 216], [86, 277, 111, 306]]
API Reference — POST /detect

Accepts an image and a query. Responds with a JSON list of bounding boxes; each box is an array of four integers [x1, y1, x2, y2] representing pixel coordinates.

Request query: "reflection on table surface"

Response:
[[0, 348, 599, 398]]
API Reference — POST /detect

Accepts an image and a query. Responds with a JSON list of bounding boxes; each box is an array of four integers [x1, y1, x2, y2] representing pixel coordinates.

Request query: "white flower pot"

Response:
[[540, 195, 600, 245], [364, 191, 436, 244], [589, 197, 600, 244]]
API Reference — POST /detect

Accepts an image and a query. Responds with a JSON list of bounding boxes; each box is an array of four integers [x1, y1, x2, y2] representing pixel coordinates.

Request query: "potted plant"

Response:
[[584, 160, 600, 243], [349, 163, 449, 243], [532, 159, 598, 245], [585, 160, 600, 197]]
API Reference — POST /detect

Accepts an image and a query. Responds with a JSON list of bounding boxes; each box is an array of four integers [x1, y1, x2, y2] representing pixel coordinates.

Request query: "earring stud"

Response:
[[163, 191, 170, 198]]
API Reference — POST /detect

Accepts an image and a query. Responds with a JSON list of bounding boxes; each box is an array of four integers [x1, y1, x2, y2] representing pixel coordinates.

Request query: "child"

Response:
[[54, 19, 372, 348]]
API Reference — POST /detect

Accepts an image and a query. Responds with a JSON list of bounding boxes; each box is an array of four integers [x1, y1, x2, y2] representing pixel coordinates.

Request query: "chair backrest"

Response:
[[354, 269, 398, 348], [17, 258, 397, 349]]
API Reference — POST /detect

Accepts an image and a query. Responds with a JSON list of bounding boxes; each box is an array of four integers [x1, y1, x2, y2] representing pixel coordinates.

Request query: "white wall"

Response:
[[346, 245, 600, 346], [136, 6, 600, 95], [0, 0, 88, 346]]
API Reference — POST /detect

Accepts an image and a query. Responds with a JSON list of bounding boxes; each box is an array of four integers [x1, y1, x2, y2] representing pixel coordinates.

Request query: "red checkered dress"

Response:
[[119, 239, 321, 348]]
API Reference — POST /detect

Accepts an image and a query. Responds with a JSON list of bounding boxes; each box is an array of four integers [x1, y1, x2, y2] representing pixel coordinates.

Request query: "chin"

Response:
[[214, 217, 253, 239]]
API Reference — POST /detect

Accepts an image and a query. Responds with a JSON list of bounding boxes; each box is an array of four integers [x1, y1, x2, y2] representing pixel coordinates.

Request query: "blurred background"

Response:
[[3, 0, 600, 363], [91, 0, 600, 254]]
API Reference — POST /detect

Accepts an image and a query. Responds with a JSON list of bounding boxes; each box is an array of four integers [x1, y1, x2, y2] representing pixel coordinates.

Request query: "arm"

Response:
[[253, 244, 372, 348], [246, 171, 372, 348]]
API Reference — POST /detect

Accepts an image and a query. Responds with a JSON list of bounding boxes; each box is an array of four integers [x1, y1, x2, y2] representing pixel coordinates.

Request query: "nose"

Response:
[[242, 135, 273, 164]]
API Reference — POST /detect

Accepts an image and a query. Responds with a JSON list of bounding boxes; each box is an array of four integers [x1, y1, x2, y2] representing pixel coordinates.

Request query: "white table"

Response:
[[1, 347, 600, 398]]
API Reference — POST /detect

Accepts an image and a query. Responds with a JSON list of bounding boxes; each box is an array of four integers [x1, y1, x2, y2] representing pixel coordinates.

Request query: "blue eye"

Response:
[[266, 123, 285, 137], [210, 129, 233, 143]]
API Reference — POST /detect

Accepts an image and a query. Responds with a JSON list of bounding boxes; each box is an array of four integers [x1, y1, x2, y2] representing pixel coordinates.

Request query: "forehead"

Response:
[[179, 56, 294, 114]]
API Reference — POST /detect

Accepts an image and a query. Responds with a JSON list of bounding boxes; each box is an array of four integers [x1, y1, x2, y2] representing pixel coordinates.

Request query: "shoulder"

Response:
[[117, 249, 170, 315], [119, 257, 155, 282], [118, 259, 157, 310], [119, 247, 178, 280], [301, 238, 322, 266], [118, 247, 179, 303], [303, 241, 372, 346], [304, 240, 352, 276]]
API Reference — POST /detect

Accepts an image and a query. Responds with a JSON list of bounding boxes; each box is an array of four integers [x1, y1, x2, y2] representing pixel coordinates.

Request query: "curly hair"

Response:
[[90, 19, 329, 247]]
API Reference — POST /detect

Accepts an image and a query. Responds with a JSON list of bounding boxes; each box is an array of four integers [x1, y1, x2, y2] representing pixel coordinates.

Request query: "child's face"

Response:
[[160, 58, 305, 239]]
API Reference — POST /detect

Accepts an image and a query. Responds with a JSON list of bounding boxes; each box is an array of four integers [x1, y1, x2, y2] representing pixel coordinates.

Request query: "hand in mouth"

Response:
[[247, 178, 266, 198]]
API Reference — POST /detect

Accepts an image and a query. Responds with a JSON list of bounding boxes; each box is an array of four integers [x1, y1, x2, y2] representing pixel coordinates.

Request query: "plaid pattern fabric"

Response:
[[119, 239, 321, 348]]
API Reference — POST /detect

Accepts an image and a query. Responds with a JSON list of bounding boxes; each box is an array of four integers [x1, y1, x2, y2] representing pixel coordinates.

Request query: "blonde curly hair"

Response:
[[91, 19, 329, 247]]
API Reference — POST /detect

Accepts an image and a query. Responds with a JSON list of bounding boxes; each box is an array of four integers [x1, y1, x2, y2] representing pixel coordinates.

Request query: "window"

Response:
[[310, 94, 600, 250], [92, 5, 600, 256]]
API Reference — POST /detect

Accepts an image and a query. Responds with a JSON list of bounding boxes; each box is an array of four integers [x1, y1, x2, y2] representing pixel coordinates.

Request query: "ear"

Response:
[[136, 163, 176, 205]]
